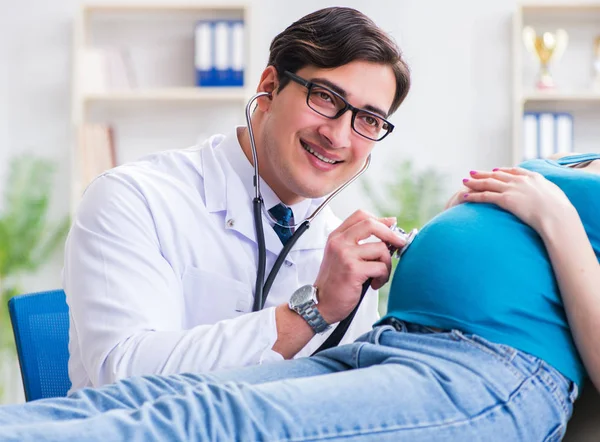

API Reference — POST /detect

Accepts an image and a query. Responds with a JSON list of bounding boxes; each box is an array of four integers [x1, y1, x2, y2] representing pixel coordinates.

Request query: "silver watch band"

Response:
[[300, 304, 331, 334]]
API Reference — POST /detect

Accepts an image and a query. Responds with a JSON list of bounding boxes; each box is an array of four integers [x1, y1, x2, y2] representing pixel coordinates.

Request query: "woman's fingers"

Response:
[[463, 177, 509, 193], [491, 166, 538, 178], [463, 191, 502, 204], [468, 169, 521, 183]]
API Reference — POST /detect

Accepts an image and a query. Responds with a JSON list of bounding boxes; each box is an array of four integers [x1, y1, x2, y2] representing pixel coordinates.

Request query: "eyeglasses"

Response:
[[283, 71, 394, 142]]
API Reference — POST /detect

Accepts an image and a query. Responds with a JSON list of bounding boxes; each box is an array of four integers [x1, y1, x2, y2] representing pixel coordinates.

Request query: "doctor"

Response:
[[63, 6, 411, 392]]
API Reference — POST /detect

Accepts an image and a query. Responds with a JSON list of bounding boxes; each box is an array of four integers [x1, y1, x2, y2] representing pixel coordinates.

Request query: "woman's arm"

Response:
[[538, 208, 600, 391], [462, 167, 600, 391]]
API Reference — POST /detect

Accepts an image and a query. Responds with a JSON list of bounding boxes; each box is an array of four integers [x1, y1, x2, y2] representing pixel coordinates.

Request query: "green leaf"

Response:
[[0, 155, 69, 351]]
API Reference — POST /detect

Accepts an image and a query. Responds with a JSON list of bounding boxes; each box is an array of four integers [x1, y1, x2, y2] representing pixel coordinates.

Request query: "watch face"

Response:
[[292, 284, 316, 308]]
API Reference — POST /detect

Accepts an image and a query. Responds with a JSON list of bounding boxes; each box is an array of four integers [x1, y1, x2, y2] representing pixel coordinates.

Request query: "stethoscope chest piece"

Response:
[[388, 225, 418, 258]]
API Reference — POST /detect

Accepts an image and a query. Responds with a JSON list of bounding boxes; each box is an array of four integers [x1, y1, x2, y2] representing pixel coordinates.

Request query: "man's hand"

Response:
[[314, 210, 406, 324]]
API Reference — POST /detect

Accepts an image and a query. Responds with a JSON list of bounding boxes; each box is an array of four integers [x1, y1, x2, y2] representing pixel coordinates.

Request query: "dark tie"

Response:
[[268, 203, 294, 245]]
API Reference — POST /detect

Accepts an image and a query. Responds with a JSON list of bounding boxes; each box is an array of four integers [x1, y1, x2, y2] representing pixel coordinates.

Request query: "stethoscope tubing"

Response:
[[246, 91, 371, 312], [245, 90, 418, 352]]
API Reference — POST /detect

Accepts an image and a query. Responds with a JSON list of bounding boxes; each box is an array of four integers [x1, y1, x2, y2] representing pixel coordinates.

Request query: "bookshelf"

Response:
[[512, 2, 600, 164], [70, 3, 251, 212]]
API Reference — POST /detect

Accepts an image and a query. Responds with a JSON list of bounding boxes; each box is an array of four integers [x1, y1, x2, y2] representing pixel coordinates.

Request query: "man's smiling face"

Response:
[[256, 60, 396, 205]]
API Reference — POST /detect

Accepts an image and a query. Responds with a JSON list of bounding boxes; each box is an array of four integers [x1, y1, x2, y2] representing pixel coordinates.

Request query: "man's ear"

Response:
[[255, 66, 279, 111]]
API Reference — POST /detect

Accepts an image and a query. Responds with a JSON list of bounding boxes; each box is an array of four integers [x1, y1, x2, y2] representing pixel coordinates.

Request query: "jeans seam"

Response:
[[450, 331, 524, 379], [536, 364, 571, 417], [543, 423, 565, 442], [352, 342, 367, 368], [272, 366, 548, 442]]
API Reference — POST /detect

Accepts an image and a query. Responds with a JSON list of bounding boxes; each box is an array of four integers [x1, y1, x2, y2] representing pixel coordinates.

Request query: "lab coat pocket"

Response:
[[182, 265, 253, 326]]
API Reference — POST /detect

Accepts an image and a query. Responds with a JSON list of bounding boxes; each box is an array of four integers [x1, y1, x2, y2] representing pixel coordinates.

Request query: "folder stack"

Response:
[[522, 112, 574, 160], [195, 20, 245, 87]]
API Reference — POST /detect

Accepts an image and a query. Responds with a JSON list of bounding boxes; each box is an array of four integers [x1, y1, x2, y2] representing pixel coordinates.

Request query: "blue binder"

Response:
[[195, 19, 244, 87]]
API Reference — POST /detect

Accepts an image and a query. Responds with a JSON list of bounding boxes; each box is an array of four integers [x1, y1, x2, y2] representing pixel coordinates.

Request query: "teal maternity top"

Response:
[[384, 154, 600, 387]]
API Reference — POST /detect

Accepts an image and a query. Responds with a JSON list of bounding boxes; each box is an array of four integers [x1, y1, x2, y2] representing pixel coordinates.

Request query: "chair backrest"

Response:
[[8, 289, 71, 401]]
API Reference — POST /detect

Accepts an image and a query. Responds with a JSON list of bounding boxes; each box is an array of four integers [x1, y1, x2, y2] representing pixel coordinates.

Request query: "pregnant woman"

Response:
[[0, 153, 598, 441]]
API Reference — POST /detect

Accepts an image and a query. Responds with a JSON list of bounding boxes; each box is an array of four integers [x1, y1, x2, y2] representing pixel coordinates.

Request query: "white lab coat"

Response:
[[63, 129, 379, 392]]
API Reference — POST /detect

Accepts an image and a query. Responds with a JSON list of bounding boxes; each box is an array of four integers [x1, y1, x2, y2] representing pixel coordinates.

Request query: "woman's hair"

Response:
[[268, 7, 411, 115]]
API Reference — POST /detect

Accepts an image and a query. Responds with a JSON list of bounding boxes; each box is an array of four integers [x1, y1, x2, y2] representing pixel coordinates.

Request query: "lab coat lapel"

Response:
[[224, 177, 285, 256], [200, 142, 284, 256]]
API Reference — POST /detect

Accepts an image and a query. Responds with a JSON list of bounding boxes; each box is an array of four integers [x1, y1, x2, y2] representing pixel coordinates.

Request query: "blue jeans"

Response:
[[0, 322, 578, 441]]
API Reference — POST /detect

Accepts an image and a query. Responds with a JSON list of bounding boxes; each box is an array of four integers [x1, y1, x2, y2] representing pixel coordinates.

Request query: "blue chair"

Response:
[[8, 289, 71, 401]]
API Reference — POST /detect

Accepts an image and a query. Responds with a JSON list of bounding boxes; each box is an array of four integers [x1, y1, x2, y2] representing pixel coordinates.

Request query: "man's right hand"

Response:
[[314, 210, 406, 325]]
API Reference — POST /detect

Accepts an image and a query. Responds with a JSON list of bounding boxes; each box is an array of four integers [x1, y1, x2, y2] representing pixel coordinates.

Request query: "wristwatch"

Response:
[[288, 284, 331, 334]]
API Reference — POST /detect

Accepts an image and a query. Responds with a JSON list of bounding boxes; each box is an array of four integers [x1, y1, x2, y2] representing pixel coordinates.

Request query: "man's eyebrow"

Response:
[[310, 77, 389, 119]]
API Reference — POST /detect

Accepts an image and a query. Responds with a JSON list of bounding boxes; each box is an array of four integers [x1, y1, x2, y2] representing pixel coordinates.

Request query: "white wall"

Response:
[[0, 0, 593, 290]]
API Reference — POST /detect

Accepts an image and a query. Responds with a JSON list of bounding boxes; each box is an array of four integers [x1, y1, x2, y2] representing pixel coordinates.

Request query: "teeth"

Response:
[[302, 142, 338, 164]]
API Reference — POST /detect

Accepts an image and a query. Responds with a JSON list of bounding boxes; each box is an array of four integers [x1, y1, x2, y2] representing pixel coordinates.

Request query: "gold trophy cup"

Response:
[[522, 26, 568, 90]]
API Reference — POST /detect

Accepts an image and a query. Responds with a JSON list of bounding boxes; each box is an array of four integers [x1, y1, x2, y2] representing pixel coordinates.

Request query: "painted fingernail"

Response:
[[469, 170, 477, 175], [462, 178, 469, 183], [493, 168, 499, 172], [463, 193, 469, 198]]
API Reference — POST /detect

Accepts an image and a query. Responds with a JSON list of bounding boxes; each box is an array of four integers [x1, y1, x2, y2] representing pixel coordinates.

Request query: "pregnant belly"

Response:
[[388, 203, 556, 325]]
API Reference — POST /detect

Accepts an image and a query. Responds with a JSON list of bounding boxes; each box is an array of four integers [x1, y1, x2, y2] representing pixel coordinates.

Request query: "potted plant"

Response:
[[0, 155, 70, 401]]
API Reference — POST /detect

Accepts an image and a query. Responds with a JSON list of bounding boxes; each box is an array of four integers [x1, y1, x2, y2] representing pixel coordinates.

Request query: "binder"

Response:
[[521, 111, 574, 160], [230, 20, 244, 87], [214, 20, 230, 86], [538, 112, 555, 158], [195, 21, 213, 86], [555, 113, 574, 153], [523, 112, 538, 160], [195, 19, 245, 87]]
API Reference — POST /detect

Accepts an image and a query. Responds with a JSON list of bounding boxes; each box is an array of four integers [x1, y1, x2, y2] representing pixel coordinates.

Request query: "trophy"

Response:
[[522, 26, 568, 90], [593, 36, 600, 91]]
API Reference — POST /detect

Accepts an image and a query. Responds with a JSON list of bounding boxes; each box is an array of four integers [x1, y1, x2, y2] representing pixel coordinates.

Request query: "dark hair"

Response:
[[268, 7, 410, 115]]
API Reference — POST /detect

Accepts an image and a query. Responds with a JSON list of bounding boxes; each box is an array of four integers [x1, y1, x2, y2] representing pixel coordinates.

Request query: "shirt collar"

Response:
[[200, 127, 338, 254], [220, 126, 312, 224]]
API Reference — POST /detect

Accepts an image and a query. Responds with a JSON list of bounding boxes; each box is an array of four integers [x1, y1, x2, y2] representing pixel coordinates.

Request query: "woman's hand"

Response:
[[462, 167, 576, 235], [444, 186, 469, 210]]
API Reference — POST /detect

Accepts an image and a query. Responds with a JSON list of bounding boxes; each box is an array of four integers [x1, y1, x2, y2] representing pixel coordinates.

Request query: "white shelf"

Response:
[[83, 87, 249, 103], [523, 91, 600, 103], [71, 3, 250, 213], [512, 3, 600, 164], [521, 3, 600, 13], [82, 3, 248, 14]]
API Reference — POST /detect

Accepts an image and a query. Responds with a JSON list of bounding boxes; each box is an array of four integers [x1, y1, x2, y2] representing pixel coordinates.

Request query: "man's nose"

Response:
[[318, 110, 353, 148]]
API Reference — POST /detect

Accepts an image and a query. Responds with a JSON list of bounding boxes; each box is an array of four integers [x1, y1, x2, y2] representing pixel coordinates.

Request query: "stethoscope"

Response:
[[245, 91, 417, 350]]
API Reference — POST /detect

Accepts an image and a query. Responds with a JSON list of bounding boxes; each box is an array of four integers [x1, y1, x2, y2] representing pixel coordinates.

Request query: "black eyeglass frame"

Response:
[[283, 70, 395, 142]]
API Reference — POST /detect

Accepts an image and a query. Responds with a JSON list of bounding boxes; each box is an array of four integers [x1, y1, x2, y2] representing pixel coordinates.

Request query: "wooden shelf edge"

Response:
[[83, 88, 249, 102], [522, 91, 600, 102], [519, 3, 600, 13], [82, 3, 249, 14]]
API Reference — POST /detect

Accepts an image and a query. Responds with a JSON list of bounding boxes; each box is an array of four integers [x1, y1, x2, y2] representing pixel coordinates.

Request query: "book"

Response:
[[80, 48, 136, 93], [78, 124, 117, 190]]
